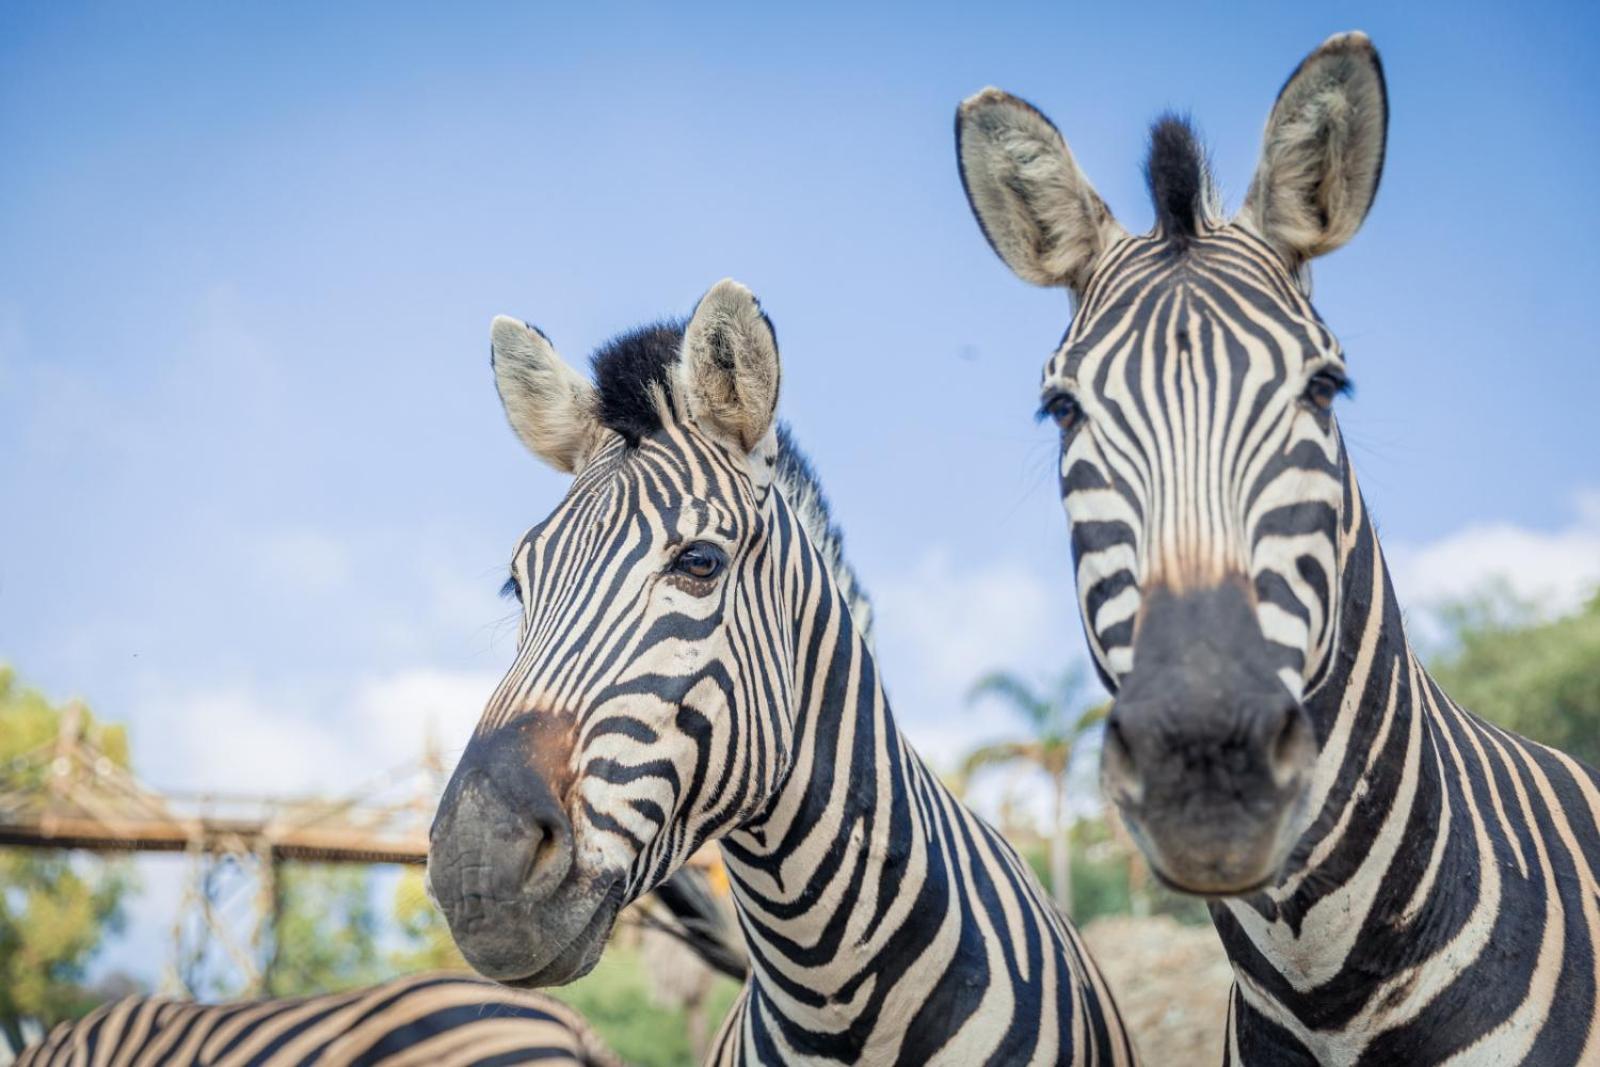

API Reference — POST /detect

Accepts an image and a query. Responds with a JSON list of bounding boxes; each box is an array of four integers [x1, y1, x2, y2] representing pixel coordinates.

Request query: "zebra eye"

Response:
[[1304, 369, 1350, 412], [672, 542, 727, 581], [1039, 392, 1084, 432]]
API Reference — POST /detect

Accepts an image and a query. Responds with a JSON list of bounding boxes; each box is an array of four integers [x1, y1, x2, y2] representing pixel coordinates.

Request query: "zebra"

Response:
[[956, 29, 1600, 1066], [426, 279, 1138, 1064], [14, 972, 620, 1066]]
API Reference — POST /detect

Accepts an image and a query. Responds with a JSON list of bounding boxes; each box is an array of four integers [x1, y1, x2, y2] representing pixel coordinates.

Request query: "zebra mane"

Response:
[[1144, 113, 1220, 245], [773, 423, 875, 644], [588, 320, 874, 641]]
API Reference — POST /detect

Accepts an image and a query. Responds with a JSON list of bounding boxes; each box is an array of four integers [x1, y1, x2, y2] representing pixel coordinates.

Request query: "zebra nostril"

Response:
[[520, 812, 574, 899], [1267, 704, 1316, 790], [1100, 715, 1143, 805]]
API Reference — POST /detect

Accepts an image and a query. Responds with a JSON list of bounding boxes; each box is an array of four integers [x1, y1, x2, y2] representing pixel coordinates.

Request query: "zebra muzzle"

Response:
[[1099, 582, 1318, 896], [429, 721, 618, 984]]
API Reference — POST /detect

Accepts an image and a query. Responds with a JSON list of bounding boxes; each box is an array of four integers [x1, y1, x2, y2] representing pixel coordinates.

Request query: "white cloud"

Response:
[[1386, 488, 1600, 627], [870, 547, 1088, 769], [128, 667, 499, 797], [349, 667, 500, 773], [136, 684, 351, 795]]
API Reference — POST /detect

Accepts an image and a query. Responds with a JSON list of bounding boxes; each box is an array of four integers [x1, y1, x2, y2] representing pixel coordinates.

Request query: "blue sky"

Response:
[[3, 2, 1598, 987]]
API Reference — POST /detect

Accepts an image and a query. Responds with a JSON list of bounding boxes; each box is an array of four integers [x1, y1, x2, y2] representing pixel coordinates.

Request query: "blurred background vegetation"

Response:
[[3, 588, 1597, 1064]]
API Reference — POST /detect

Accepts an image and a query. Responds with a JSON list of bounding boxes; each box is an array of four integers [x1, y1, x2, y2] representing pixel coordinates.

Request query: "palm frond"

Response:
[[966, 671, 1051, 727], [958, 740, 1042, 782]]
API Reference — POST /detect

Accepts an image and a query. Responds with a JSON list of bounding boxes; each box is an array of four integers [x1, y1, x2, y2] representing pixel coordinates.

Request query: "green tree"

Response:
[[960, 666, 1108, 917], [262, 863, 383, 996], [1430, 589, 1600, 768], [0, 666, 134, 1047], [388, 866, 466, 973]]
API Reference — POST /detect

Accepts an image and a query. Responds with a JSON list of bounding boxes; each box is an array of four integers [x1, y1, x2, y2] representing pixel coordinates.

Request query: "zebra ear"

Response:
[[679, 279, 780, 457], [1240, 31, 1387, 267], [490, 316, 601, 474], [956, 88, 1125, 293]]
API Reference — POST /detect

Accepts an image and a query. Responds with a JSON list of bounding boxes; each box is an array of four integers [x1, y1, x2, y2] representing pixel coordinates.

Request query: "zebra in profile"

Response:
[[956, 30, 1600, 1066], [15, 973, 620, 1066], [427, 280, 1137, 1064]]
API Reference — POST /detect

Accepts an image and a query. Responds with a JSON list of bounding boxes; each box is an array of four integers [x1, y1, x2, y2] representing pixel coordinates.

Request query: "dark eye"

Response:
[[672, 542, 727, 581], [1304, 369, 1351, 412], [499, 574, 522, 602], [1039, 392, 1084, 432]]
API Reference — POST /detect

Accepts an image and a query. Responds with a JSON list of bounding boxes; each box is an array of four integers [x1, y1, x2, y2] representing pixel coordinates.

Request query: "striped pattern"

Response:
[[1215, 486, 1600, 1065], [16, 973, 619, 1066], [1046, 220, 1600, 1062], [1051, 223, 1344, 704], [470, 307, 1137, 1063], [707, 431, 1132, 1065]]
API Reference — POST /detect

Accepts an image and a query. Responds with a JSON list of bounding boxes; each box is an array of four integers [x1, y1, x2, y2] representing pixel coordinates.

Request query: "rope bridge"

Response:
[[0, 702, 444, 995]]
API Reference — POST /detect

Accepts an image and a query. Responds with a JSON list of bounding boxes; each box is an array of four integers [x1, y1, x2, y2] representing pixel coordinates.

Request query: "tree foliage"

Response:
[[1430, 590, 1600, 769], [388, 867, 466, 973], [262, 863, 384, 996], [0, 666, 133, 1040]]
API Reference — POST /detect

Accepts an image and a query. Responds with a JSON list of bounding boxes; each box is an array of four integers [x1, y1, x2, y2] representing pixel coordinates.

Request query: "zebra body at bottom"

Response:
[[16, 973, 620, 1067]]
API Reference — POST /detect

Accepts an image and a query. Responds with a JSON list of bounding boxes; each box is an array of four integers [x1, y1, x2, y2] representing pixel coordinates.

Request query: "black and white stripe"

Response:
[[15, 973, 619, 1067]]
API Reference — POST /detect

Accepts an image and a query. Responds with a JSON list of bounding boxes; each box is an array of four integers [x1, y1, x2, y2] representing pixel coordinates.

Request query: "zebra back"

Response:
[[16, 973, 620, 1067]]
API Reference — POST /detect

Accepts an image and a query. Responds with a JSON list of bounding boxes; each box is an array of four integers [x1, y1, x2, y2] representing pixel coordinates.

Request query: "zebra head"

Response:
[[957, 33, 1387, 895], [429, 279, 792, 986]]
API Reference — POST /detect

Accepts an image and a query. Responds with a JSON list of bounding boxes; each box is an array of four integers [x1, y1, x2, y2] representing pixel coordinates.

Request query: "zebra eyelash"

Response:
[[1034, 395, 1066, 421], [1036, 390, 1085, 431], [1309, 363, 1356, 398], [499, 575, 521, 602]]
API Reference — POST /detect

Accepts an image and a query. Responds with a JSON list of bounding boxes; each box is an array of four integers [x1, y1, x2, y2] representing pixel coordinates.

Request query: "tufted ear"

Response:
[[490, 316, 602, 474], [956, 87, 1126, 294], [1240, 31, 1387, 268], [678, 279, 780, 457]]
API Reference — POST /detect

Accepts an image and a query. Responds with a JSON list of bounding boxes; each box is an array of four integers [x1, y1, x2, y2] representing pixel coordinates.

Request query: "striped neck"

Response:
[[1209, 467, 1427, 940], [1212, 464, 1473, 1036], [713, 495, 1130, 1064]]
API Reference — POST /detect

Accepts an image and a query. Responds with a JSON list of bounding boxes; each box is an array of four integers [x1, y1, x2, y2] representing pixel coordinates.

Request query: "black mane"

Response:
[[1145, 114, 1210, 245], [591, 320, 685, 445], [774, 423, 874, 641]]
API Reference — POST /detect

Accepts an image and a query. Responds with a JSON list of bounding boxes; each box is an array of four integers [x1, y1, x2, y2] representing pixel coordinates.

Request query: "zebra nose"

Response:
[[1100, 698, 1315, 810], [430, 723, 576, 906], [1266, 703, 1317, 789], [431, 771, 574, 905]]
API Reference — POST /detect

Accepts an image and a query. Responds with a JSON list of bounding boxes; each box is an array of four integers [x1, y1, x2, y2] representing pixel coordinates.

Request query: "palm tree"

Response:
[[961, 666, 1107, 918]]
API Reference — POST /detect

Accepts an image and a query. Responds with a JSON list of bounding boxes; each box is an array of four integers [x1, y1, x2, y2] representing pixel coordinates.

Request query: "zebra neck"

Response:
[[717, 571, 1100, 1060], [1214, 477, 1447, 989]]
